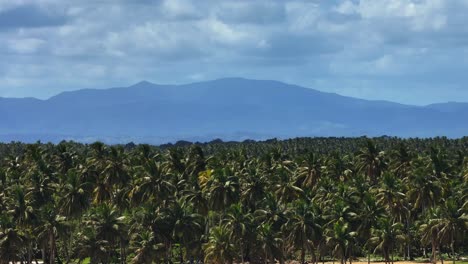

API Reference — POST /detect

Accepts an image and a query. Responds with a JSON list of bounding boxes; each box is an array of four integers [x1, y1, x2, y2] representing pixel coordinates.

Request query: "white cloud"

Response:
[[0, 0, 467, 104]]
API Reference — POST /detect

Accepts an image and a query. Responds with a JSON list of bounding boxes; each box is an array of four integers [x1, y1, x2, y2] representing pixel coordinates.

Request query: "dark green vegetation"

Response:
[[0, 137, 467, 264]]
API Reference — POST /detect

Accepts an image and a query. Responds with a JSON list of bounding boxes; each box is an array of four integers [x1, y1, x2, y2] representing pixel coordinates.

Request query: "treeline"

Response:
[[0, 137, 467, 264]]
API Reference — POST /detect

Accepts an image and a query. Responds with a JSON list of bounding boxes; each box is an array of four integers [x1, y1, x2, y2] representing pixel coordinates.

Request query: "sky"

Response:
[[0, 0, 467, 105]]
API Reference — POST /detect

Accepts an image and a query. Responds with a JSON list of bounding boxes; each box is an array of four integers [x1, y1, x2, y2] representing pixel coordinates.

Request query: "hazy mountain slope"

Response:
[[0, 78, 466, 143]]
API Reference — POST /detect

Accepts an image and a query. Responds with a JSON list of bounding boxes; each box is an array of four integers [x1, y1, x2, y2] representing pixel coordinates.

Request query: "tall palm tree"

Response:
[[35, 205, 68, 264], [86, 203, 127, 263], [204, 168, 240, 212], [326, 219, 356, 264], [257, 223, 284, 264], [75, 229, 111, 264], [376, 172, 408, 223], [422, 200, 468, 264], [285, 200, 322, 264], [129, 159, 174, 206], [357, 140, 386, 184], [369, 218, 405, 264], [407, 156, 443, 214], [223, 203, 252, 264], [356, 194, 385, 264], [296, 152, 322, 190], [0, 214, 25, 264], [203, 225, 236, 264], [172, 201, 203, 262], [59, 169, 90, 219], [130, 230, 164, 264], [435, 199, 468, 264]]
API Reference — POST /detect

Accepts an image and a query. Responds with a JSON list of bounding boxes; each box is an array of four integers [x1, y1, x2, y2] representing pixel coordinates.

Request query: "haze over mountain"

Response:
[[0, 78, 466, 144]]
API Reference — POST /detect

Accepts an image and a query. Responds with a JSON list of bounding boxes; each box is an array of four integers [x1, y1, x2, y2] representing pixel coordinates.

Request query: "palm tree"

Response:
[[435, 199, 468, 264], [273, 162, 304, 204], [357, 140, 386, 184], [172, 200, 203, 262], [102, 146, 130, 202], [376, 172, 408, 223], [86, 203, 127, 263], [0, 214, 25, 264], [240, 169, 268, 212], [422, 200, 468, 264], [35, 205, 68, 264], [130, 230, 164, 264], [203, 225, 236, 264], [129, 159, 174, 205], [203, 168, 240, 212], [407, 156, 443, 214], [285, 200, 322, 264], [296, 152, 322, 190], [356, 194, 385, 264], [75, 229, 111, 264], [326, 219, 356, 264], [369, 218, 405, 264], [223, 203, 252, 264], [257, 223, 284, 264], [59, 168, 90, 219], [390, 142, 413, 179]]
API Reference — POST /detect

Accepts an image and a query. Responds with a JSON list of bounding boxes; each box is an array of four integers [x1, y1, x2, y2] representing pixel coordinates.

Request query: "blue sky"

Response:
[[0, 0, 467, 105]]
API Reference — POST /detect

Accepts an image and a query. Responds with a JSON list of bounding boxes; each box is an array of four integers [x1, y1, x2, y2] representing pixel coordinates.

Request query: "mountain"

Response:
[[0, 78, 466, 143]]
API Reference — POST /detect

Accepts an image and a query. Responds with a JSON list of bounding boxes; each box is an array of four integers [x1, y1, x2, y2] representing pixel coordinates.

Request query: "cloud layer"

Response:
[[0, 0, 467, 104]]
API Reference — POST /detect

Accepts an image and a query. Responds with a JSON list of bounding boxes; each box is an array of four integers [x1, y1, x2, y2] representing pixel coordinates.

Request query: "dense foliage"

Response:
[[0, 137, 467, 264]]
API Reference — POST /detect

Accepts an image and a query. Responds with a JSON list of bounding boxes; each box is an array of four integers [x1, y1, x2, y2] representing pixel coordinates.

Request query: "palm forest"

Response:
[[0, 137, 467, 264]]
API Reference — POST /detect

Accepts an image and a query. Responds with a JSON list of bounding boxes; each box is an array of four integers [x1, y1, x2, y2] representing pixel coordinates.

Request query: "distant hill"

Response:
[[0, 78, 466, 143]]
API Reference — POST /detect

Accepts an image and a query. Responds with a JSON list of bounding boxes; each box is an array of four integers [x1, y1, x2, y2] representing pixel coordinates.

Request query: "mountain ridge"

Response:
[[1, 78, 465, 107], [0, 78, 466, 143]]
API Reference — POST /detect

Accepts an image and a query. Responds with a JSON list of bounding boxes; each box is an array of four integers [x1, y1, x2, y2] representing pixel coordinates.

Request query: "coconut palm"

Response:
[[357, 140, 386, 184], [86, 203, 127, 263], [204, 225, 236, 264], [75, 229, 111, 264], [204, 168, 240, 212], [35, 205, 68, 264], [376, 172, 408, 223], [172, 200, 203, 262], [407, 156, 443, 214], [285, 200, 323, 264], [130, 230, 164, 264], [369, 218, 405, 264], [129, 158, 175, 205], [257, 223, 284, 264], [223, 203, 252, 264], [0, 214, 25, 264], [326, 219, 356, 264], [59, 168, 90, 219]]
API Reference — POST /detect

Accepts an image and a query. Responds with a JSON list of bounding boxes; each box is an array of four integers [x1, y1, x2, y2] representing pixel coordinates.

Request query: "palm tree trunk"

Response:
[[240, 241, 245, 264], [391, 246, 394, 264], [439, 245, 444, 264], [120, 239, 125, 264], [179, 244, 184, 264], [42, 247, 47, 264], [28, 241, 32, 264], [432, 236, 437, 264], [50, 232, 56, 264], [406, 214, 412, 260], [301, 246, 306, 264], [451, 229, 456, 264]]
